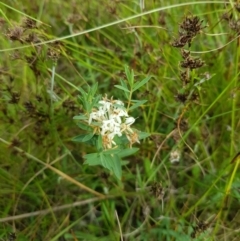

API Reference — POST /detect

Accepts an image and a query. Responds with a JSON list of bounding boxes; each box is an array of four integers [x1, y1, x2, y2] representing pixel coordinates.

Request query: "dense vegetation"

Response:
[[0, 1, 240, 240]]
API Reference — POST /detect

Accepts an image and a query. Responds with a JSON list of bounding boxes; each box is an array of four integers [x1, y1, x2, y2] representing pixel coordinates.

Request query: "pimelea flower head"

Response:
[[88, 96, 139, 149]]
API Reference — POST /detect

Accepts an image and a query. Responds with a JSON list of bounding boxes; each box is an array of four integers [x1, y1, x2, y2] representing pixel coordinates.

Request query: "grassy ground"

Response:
[[0, 0, 240, 240]]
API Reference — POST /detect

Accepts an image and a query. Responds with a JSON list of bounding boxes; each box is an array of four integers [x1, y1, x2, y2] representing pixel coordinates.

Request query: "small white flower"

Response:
[[88, 109, 105, 124], [97, 109, 106, 118], [114, 100, 124, 106], [116, 109, 128, 117], [88, 111, 97, 124], [125, 117, 135, 125], [101, 119, 116, 135], [112, 125, 122, 137], [99, 100, 112, 111], [109, 113, 122, 124], [108, 128, 122, 140], [88, 96, 138, 149]]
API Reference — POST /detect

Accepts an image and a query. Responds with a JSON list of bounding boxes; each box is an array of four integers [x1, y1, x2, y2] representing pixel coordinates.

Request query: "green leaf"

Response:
[[92, 94, 102, 108], [102, 154, 121, 179], [120, 79, 129, 90], [72, 135, 85, 142], [77, 84, 101, 113], [129, 100, 147, 111], [125, 65, 134, 87], [82, 133, 94, 142], [78, 87, 87, 96], [103, 148, 121, 155], [114, 85, 130, 92], [138, 132, 151, 140], [73, 115, 88, 120], [99, 153, 108, 168], [118, 148, 139, 158], [90, 82, 98, 96], [76, 122, 91, 131], [84, 153, 100, 165], [108, 154, 122, 180], [96, 135, 103, 151], [78, 95, 87, 110], [132, 76, 151, 92], [113, 134, 128, 145], [72, 133, 94, 143], [84, 150, 123, 179], [98, 152, 122, 179], [120, 79, 129, 99]]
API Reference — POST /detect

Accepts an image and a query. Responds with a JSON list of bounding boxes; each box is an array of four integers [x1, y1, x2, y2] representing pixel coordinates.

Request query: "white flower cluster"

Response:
[[88, 96, 139, 149]]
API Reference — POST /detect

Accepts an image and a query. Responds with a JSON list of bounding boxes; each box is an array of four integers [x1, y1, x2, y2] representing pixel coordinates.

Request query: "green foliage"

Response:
[[77, 82, 101, 113], [115, 65, 152, 111], [73, 67, 150, 179]]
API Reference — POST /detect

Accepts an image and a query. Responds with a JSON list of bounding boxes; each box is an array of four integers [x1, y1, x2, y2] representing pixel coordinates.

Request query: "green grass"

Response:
[[0, 0, 240, 240]]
